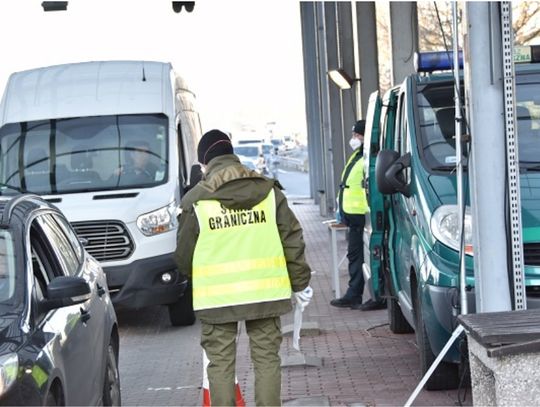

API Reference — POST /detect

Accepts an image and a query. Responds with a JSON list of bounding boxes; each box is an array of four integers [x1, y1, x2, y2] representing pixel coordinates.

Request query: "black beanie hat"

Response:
[[197, 129, 234, 164], [353, 120, 366, 135]]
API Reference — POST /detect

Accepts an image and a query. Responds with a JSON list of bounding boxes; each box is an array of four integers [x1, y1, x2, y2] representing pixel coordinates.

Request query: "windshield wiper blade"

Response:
[[431, 165, 457, 172], [0, 184, 25, 194], [519, 162, 540, 172]]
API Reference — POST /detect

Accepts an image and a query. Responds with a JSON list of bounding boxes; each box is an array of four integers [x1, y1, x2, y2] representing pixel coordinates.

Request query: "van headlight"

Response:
[[137, 202, 179, 236], [431, 205, 474, 256], [0, 353, 18, 396]]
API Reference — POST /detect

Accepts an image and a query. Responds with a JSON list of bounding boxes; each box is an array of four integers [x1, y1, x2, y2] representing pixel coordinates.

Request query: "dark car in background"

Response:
[[0, 194, 120, 406]]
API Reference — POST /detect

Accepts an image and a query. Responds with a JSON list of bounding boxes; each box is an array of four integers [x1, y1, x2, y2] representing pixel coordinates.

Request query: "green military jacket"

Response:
[[175, 154, 311, 324]]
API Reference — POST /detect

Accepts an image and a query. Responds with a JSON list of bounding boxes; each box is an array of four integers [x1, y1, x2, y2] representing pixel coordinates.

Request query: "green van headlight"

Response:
[[431, 205, 474, 256]]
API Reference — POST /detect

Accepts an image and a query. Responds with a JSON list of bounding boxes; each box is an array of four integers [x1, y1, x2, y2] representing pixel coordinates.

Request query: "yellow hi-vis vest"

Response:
[[339, 149, 368, 214], [192, 190, 291, 311]]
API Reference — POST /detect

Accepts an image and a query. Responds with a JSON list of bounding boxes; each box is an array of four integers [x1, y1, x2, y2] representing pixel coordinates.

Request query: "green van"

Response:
[[363, 49, 540, 390]]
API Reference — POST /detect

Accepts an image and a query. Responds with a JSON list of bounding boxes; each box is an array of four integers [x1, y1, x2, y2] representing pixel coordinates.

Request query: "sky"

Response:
[[0, 0, 307, 138]]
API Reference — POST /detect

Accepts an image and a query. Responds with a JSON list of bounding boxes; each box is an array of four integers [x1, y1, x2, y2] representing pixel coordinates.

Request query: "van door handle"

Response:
[[97, 284, 106, 297], [80, 308, 91, 323]]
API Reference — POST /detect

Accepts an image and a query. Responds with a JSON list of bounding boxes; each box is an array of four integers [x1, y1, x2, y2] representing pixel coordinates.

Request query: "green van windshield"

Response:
[[417, 78, 540, 171]]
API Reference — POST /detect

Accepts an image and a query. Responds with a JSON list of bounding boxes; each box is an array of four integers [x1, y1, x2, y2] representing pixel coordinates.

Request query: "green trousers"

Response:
[[201, 317, 282, 406]]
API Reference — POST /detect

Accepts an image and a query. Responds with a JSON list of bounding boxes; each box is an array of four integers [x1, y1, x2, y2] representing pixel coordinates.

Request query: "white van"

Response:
[[0, 61, 202, 325]]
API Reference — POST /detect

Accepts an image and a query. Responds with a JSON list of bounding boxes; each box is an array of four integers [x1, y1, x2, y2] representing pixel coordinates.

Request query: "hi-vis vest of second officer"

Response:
[[191, 190, 291, 311], [339, 149, 368, 215]]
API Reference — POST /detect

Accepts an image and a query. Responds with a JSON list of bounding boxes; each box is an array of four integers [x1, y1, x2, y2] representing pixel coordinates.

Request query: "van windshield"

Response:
[[417, 79, 540, 170], [0, 114, 168, 195]]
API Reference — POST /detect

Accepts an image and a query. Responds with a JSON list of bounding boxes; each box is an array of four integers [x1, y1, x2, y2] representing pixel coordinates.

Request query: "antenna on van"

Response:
[[141, 62, 147, 82]]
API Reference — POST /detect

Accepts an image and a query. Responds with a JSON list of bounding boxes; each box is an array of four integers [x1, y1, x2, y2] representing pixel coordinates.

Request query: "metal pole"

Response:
[[452, 3, 467, 316], [404, 325, 465, 407], [500, 2, 526, 310]]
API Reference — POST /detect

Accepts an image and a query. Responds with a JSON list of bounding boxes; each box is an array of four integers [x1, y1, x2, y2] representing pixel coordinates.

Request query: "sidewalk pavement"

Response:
[[234, 198, 472, 407]]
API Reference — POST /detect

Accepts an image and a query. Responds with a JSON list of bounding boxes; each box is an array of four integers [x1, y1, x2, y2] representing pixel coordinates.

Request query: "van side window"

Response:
[[395, 100, 402, 153], [177, 120, 187, 194], [396, 93, 411, 184]]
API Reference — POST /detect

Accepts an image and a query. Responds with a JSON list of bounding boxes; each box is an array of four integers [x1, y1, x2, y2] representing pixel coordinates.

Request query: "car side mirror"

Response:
[[41, 276, 91, 312], [375, 150, 412, 197]]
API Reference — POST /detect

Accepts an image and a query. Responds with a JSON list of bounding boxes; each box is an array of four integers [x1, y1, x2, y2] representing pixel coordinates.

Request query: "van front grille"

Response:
[[524, 243, 540, 267], [71, 220, 134, 262]]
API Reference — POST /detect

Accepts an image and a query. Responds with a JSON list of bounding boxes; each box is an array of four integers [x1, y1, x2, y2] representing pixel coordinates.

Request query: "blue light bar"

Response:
[[414, 51, 463, 73]]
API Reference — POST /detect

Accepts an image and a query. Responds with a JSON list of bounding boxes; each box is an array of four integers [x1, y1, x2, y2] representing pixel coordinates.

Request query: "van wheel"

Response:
[[387, 295, 414, 334], [168, 283, 196, 326], [415, 289, 459, 390], [103, 342, 121, 406]]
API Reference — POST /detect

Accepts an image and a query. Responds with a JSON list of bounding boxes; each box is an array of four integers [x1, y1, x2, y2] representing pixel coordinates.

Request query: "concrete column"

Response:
[[300, 2, 322, 202], [389, 2, 418, 85], [355, 2, 379, 118], [337, 2, 355, 168]]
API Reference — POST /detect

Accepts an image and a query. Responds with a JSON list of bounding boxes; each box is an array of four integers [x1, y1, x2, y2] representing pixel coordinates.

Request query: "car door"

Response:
[[363, 91, 384, 301], [388, 88, 415, 307], [31, 213, 103, 405], [51, 213, 108, 399]]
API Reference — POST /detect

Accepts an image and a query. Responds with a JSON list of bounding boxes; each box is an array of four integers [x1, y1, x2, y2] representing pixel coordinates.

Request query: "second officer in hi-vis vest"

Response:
[[175, 130, 312, 406], [330, 120, 386, 311]]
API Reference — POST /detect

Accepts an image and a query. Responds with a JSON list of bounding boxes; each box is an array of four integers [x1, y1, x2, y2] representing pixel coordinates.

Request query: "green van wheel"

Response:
[[414, 287, 459, 390]]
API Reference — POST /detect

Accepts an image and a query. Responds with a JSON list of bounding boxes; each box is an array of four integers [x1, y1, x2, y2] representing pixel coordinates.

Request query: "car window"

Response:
[[0, 230, 16, 303], [52, 214, 84, 263], [37, 214, 81, 277]]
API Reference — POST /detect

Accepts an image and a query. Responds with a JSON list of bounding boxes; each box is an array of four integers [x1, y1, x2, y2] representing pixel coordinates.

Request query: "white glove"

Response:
[[294, 286, 313, 312]]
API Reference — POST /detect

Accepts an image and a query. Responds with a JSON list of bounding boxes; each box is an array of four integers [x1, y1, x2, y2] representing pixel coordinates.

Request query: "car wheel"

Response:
[[45, 386, 63, 406], [168, 282, 196, 326], [414, 286, 459, 390], [103, 342, 121, 406]]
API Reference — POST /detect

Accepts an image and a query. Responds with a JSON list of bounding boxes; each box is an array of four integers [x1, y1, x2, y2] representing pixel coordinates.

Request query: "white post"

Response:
[[464, 2, 512, 312]]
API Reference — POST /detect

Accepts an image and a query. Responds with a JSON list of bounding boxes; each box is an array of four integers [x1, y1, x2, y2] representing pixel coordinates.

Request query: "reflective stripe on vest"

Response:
[[192, 190, 291, 310], [339, 150, 368, 214]]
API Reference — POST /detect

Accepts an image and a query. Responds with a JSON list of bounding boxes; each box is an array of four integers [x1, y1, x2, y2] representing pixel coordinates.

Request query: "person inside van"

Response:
[[331, 120, 386, 311], [118, 141, 158, 184]]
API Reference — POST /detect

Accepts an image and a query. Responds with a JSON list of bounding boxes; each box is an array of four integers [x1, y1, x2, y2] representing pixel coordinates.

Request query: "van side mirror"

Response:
[[375, 150, 412, 197]]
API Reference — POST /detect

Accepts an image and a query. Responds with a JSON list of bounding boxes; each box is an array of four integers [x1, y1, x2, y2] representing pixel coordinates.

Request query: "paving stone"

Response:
[[282, 321, 321, 336], [283, 395, 331, 406], [281, 352, 323, 368]]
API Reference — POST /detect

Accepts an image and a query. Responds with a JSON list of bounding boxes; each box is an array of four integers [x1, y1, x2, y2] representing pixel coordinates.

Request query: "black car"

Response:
[[0, 194, 120, 406]]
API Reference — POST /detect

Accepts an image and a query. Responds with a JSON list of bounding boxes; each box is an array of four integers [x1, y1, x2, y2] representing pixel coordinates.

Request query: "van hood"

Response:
[[429, 172, 540, 242], [47, 184, 176, 223]]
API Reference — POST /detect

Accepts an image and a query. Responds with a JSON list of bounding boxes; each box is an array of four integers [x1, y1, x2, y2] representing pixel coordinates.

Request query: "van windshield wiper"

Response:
[[520, 162, 540, 172], [430, 165, 455, 172], [0, 184, 25, 195]]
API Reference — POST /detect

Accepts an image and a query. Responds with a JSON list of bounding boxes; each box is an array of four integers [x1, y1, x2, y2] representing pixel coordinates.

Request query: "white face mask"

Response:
[[349, 137, 362, 150]]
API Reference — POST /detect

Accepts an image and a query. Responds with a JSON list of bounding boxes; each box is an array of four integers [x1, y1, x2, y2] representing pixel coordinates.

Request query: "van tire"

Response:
[[387, 295, 414, 334], [168, 283, 196, 326], [415, 288, 459, 390]]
